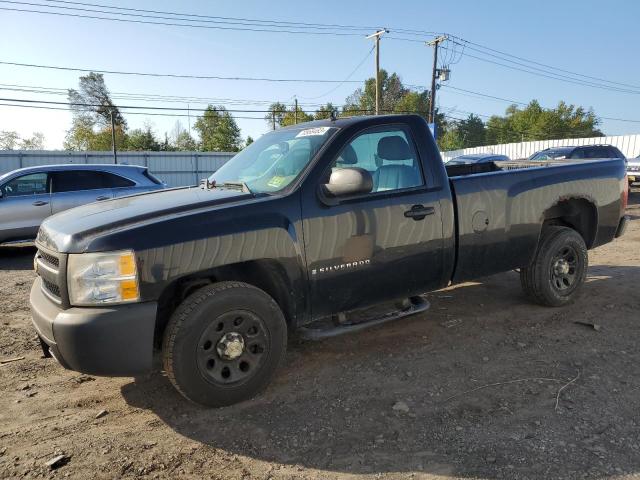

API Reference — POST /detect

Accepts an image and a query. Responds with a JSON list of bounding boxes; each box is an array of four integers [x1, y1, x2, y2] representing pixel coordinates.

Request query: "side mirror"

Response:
[[323, 167, 373, 198]]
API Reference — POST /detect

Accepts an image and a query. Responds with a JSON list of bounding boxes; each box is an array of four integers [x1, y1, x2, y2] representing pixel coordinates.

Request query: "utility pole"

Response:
[[294, 97, 298, 124], [426, 35, 447, 124], [110, 109, 118, 164], [366, 29, 387, 115], [187, 103, 191, 136]]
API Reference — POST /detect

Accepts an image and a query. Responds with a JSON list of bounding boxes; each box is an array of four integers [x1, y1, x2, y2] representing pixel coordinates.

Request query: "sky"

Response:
[[1, 0, 639, 149]]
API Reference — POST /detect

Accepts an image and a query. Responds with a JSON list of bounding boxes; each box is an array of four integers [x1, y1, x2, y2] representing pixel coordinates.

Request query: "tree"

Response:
[[64, 117, 125, 151], [264, 102, 313, 128], [19, 132, 45, 150], [68, 72, 125, 127], [313, 103, 337, 120], [194, 105, 242, 152], [126, 125, 160, 151], [342, 70, 447, 129], [65, 73, 128, 151], [456, 114, 486, 148], [169, 121, 197, 151], [0, 131, 20, 150], [485, 101, 602, 144], [245, 136, 254, 147], [438, 128, 464, 151], [343, 70, 417, 115]]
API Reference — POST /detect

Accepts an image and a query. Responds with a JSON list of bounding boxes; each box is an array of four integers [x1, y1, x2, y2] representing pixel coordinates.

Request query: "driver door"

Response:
[[0, 172, 51, 242], [301, 125, 446, 319]]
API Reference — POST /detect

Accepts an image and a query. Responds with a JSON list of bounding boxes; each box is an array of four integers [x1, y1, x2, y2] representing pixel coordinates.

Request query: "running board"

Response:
[[298, 295, 430, 341]]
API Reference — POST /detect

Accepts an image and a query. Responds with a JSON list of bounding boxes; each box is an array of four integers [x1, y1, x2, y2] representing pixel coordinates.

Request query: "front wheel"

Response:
[[520, 226, 588, 307], [162, 281, 287, 407]]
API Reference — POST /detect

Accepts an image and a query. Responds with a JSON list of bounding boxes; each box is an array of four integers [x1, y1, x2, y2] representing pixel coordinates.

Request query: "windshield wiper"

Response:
[[222, 181, 253, 194]]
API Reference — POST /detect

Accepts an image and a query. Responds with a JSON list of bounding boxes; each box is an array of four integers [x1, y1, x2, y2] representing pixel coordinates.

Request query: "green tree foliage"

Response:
[[313, 103, 337, 120], [65, 73, 128, 151], [19, 132, 45, 150], [0, 131, 21, 150], [0, 131, 46, 150], [485, 101, 602, 145], [245, 136, 254, 147], [194, 105, 242, 152], [64, 117, 125, 151], [343, 70, 427, 116], [265, 103, 313, 127], [125, 125, 161, 151], [169, 121, 198, 151], [438, 128, 464, 151], [68, 73, 126, 127]]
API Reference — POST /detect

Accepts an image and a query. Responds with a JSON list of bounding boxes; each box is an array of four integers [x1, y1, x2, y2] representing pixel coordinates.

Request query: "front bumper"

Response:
[[30, 278, 157, 376]]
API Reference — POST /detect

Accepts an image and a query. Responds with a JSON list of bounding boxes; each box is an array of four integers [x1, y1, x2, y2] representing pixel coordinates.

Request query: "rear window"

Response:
[[51, 170, 135, 193]]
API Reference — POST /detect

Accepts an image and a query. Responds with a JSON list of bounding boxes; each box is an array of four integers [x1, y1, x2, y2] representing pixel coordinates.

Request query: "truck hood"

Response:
[[37, 186, 252, 252]]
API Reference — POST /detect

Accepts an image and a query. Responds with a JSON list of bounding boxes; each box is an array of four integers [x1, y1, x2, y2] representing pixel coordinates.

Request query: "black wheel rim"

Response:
[[550, 245, 579, 293], [196, 310, 268, 386]]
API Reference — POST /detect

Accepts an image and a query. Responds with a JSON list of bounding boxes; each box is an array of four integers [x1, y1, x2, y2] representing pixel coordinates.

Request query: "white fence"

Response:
[[0, 151, 236, 187], [441, 134, 640, 162]]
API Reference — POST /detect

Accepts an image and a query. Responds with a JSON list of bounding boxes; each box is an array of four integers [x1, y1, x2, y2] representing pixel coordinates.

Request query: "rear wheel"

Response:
[[520, 226, 588, 307], [162, 281, 287, 407]]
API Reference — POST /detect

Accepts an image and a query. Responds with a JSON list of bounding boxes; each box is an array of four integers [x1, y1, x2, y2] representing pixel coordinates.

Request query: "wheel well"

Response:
[[153, 260, 297, 347], [542, 198, 597, 248]]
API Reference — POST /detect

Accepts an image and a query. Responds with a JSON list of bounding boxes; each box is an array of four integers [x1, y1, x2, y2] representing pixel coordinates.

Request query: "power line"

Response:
[[40, 0, 387, 32], [0, 83, 340, 107], [0, 59, 367, 83], [449, 35, 640, 91], [0, 2, 368, 36], [440, 43, 640, 95], [441, 85, 640, 124], [0, 102, 268, 120], [299, 45, 375, 100]]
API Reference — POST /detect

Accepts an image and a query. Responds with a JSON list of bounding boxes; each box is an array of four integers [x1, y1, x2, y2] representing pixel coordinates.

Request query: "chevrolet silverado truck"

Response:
[[30, 115, 630, 407]]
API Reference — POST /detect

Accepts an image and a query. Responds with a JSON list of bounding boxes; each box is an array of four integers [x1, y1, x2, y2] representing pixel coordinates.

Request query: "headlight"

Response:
[[68, 250, 140, 306]]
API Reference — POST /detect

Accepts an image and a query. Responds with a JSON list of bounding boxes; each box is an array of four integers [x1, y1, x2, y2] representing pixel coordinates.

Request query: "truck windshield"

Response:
[[209, 126, 337, 193]]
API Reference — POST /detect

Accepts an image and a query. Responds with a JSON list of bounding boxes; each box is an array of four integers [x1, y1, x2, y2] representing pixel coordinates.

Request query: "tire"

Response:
[[520, 226, 588, 307], [162, 281, 287, 407]]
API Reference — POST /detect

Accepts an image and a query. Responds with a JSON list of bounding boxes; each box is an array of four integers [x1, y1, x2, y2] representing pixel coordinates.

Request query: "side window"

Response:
[[570, 149, 585, 159], [330, 128, 423, 193], [1, 173, 48, 197], [609, 147, 624, 159], [52, 171, 106, 193], [100, 172, 135, 188]]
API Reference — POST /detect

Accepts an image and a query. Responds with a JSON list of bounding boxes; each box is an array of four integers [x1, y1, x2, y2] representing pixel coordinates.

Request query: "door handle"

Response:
[[404, 204, 435, 220], [32, 201, 49, 206], [95, 196, 110, 201]]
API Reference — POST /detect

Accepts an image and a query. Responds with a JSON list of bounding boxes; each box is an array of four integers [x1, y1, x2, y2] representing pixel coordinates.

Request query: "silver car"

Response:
[[0, 164, 166, 244]]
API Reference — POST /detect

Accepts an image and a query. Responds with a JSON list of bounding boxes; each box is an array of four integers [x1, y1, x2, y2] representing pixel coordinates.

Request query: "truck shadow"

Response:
[[0, 245, 36, 270], [121, 264, 640, 478]]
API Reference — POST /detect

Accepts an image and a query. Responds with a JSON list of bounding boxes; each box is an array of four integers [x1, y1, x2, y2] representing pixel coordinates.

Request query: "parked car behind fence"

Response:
[[0, 164, 166, 244]]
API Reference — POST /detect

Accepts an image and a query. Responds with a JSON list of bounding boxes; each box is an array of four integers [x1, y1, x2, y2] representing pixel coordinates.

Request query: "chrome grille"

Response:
[[35, 246, 66, 305], [39, 251, 59, 268], [42, 278, 61, 298]]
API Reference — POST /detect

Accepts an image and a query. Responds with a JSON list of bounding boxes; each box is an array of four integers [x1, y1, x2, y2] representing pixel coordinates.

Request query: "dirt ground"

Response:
[[1, 190, 639, 480]]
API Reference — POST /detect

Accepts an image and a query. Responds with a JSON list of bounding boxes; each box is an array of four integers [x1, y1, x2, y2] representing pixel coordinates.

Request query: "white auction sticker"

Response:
[[295, 127, 331, 138]]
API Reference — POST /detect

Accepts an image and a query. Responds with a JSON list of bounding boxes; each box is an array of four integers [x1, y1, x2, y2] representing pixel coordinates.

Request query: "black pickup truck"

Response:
[[30, 115, 629, 407]]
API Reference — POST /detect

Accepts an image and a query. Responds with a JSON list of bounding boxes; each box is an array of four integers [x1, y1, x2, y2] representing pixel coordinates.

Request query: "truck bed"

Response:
[[446, 158, 626, 283]]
